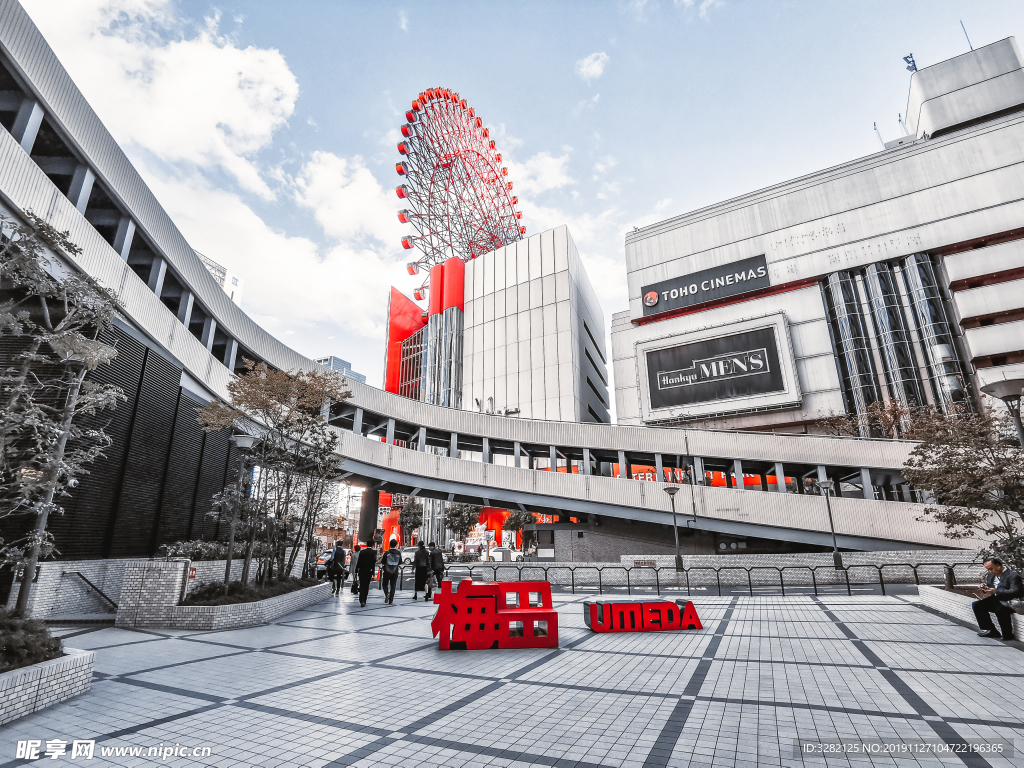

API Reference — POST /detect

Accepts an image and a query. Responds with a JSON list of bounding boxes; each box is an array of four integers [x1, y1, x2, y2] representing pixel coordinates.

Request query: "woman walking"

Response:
[[412, 540, 430, 600]]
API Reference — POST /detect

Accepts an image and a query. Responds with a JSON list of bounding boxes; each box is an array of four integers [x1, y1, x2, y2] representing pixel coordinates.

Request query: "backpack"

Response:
[[383, 549, 402, 574]]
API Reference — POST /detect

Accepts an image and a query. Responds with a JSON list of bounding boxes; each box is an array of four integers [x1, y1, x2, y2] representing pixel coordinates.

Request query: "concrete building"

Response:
[[315, 355, 367, 384], [614, 38, 1024, 434], [463, 226, 610, 424], [385, 225, 610, 424], [195, 251, 244, 305]]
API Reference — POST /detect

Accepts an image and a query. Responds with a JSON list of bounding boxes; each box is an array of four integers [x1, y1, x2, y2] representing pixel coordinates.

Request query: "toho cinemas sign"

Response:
[[640, 255, 769, 317]]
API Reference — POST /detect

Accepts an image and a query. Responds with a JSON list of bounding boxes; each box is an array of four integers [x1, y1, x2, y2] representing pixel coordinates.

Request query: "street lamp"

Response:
[[224, 433, 257, 594], [980, 380, 1024, 446], [664, 486, 683, 571], [817, 479, 843, 570]]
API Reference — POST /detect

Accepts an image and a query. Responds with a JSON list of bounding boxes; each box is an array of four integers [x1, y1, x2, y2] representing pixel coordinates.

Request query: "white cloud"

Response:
[[22, 0, 298, 200], [575, 52, 610, 83], [506, 152, 575, 197], [674, 0, 723, 19], [593, 155, 618, 176], [398, 10, 408, 31]]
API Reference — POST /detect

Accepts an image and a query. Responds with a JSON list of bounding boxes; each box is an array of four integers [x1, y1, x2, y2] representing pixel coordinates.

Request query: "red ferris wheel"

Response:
[[396, 87, 525, 288]]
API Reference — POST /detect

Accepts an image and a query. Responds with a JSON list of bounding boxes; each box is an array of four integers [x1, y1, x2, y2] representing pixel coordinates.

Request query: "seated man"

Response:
[[973, 557, 1022, 641]]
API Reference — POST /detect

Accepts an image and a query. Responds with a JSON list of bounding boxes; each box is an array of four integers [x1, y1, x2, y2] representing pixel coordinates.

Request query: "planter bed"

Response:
[[0, 648, 94, 725], [135, 582, 332, 631], [918, 584, 1024, 637]]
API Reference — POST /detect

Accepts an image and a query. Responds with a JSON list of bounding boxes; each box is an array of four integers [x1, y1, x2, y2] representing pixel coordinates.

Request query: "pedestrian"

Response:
[[328, 540, 346, 595], [355, 541, 377, 607], [412, 540, 430, 600], [426, 541, 444, 600], [381, 539, 401, 605], [973, 557, 1023, 641], [349, 543, 362, 595]]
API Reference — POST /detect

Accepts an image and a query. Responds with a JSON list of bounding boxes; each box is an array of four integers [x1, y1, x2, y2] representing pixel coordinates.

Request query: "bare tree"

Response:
[[198, 360, 350, 586], [0, 212, 124, 615], [902, 405, 1024, 570]]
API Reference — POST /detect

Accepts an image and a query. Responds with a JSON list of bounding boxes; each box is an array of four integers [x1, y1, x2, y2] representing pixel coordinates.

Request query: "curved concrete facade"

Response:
[[0, 1, 970, 553]]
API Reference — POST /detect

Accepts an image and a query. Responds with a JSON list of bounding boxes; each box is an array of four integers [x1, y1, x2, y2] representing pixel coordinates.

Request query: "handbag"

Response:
[[1002, 597, 1024, 615]]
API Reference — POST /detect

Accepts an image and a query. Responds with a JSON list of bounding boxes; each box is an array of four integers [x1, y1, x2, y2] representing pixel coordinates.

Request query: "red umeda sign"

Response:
[[584, 599, 702, 633], [432, 580, 558, 650]]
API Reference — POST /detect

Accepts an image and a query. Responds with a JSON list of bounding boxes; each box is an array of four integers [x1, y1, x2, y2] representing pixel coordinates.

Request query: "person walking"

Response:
[[412, 540, 430, 601], [381, 539, 401, 605], [355, 542, 377, 607], [328, 541, 347, 595], [973, 557, 1023, 641], [349, 543, 362, 595], [426, 541, 444, 600]]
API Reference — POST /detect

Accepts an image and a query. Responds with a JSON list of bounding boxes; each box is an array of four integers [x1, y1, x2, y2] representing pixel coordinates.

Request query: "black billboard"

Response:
[[640, 254, 769, 317], [646, 326, 785, 410]]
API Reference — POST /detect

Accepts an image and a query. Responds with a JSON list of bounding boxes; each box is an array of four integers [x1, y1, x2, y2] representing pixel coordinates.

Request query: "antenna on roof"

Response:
[[903, 53, 917, 73], [960, 20, 973, 51], [873, 122, 886, 149], [898, 113, 909, 136]]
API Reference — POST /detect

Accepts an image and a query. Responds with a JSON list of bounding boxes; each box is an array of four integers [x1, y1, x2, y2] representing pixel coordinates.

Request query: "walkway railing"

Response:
[[394, 560, 984, 597]]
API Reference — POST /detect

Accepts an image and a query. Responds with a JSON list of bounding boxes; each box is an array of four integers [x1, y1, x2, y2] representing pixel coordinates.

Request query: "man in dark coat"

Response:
[[349, 543, 362, 595], [427, 541, 444, 600], [327, 541, 347, 595], [381, 539, 401, 605], [973, 557, 1023, 641], [355, 543, 377, 607], [412, 541, 430, 601]]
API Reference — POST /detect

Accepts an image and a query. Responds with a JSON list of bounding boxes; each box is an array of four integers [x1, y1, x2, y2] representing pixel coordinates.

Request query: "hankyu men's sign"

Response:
[[641, 254, 769, 317], [646, 326, 785, 409]]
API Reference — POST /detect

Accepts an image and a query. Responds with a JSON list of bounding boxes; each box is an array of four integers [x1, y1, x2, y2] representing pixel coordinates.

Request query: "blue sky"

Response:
[[23, 0, 1024, 389]]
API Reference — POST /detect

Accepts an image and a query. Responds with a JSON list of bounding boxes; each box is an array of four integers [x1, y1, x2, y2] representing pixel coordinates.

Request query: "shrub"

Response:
[[156, 540, 272, 561], [181, 576, 318, 607], [0, 608, 62, 673]]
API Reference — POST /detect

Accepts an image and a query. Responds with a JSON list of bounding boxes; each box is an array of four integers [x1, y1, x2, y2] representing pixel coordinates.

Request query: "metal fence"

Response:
[[394, 561, 985, 597]]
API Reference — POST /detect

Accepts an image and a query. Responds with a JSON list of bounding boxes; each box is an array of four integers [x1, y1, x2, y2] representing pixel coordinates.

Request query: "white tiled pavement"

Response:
[[1, 589, 1022, 767]]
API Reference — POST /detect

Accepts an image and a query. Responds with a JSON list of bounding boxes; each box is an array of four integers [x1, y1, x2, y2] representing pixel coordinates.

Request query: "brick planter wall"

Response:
[[6, 557, 258, 620], [170, 583, 332, 631], [918, 584, 1024, 637], [0, 648, 94, 725], [115, 559, 331, 630]]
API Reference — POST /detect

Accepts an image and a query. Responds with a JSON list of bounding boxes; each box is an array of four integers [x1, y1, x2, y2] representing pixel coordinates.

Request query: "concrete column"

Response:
[[147, 257, 167, 298], [450, 432, 458, 459], [200, 315, 216, 351], [860, 467, 874, 500], [618, 450, 628, 479], [775, 462, 787, 493], [549, 445, 557, 472], [352, 408, 363, 436], [733, 459, 744, 489], [582, 448, 591, 476], [67, 165, 95, 213], [514, 441, 521, 468], [385, 418, 395, 445], [692, 456, 704, 485], [655, 453, 664, 482], [482, 437, 490, 463], [175, 291, 194, 327], [222, 338, 238, 371], [12, 99, 43, 153], [418, 426, 426, 452], [113, 217, 136, 261]]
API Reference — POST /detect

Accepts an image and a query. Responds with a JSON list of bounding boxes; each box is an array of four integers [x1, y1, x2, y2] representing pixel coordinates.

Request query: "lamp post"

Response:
[[664, 486, 683, 571], [224, 433, 257, 595], [980, 380, 1024, 446], [817, 479, 843, 570]]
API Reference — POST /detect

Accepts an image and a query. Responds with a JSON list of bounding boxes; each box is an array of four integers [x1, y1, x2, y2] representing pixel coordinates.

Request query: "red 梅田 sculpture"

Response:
[[431, 580, 558, 650], [584, 599, 703, 633]]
